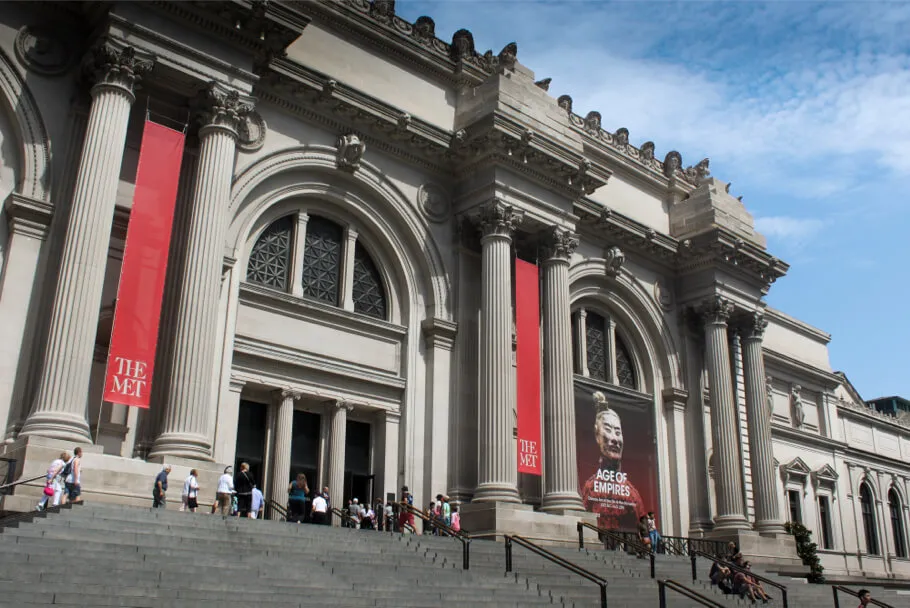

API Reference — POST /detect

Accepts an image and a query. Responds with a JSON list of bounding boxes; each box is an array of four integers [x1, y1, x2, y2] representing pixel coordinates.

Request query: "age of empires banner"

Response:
[[576, 390, 659, 531]]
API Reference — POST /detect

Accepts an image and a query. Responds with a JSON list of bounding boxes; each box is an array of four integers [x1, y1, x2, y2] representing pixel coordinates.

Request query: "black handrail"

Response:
[[578, 521, 655, 579], [331, 506, 359, 528], [402, 503, 471, 570], [689, 549, 788, 608], [0, 457, 16, 495], [264, 498, 288, 521], [0, 474, 45, 494], [661, 534, 728, 558], [658, 579, 727, 608], [506, 534, 608, 608], [832, 585, 895, 608]]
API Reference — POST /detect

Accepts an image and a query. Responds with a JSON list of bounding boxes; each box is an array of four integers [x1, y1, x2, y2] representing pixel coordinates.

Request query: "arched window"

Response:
[[245, 213, 389, 320], [301, 216, 343, 306], [889, 489, 907, 558], [246, 215, 293, 290], [860, 483, 879, 555], [578, 310, 639, 391], [352, 242, 387, 319]]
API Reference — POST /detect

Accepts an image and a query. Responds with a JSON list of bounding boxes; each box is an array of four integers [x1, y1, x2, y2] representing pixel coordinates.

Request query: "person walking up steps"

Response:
[[36, 452, 68, 511], [64, 447, 83, 504], [153, 465, 170, 508], [181, 469, 199, 513]]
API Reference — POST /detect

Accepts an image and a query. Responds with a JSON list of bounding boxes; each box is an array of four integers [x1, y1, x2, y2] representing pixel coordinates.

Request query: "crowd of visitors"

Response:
[[708, 542, 773, 603]]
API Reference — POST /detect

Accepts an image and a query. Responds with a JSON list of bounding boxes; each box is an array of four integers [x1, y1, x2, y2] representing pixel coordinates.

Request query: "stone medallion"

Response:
[[418, 183, 450, 223], [15, 26, 71, 76], [237, 111, 267, 153], [654, 280, 673, 311]]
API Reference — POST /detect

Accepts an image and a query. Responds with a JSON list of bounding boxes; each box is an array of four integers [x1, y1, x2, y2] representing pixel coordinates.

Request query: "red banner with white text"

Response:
[[515, 258, 542, 475], [103, 120, 185, 407]]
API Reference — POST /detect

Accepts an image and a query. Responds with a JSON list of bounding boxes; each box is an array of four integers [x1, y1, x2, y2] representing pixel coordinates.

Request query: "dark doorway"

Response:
[[344, 420, 373, 506], [290, 410, 321, 492], [235, 400, 267, 485]]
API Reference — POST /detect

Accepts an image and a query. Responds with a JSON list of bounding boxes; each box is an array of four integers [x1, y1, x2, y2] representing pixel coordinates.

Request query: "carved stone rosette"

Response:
[[477, 199, 523, 240], [196, 82, 255, 136], [540, 226, 579, 262], [15, 25, 72, 76], [701, 295, 734, 324], [418, 183, 450, 223], [336, 133, 366, 172], [84, 42, 154, 98]]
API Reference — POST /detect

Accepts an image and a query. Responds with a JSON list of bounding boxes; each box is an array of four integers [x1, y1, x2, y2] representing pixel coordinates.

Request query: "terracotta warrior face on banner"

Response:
[[580, 391, 647, 531]]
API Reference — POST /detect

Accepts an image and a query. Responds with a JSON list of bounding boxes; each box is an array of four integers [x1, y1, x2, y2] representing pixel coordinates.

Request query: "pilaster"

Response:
[[328, 399, 352, 523], [340, 224, 359, 311], [663, 387, 690, 534], [539, 226, 583, 513], [474, 199, 523, 504], [268, 389, 300, 517], [421, 318, 456, 501], [22, 42, 153, 442]]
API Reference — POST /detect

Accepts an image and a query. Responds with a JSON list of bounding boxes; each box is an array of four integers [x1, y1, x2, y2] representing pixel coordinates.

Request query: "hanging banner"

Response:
[[515, 258, 542, 476], [103, 120, 185, 408]]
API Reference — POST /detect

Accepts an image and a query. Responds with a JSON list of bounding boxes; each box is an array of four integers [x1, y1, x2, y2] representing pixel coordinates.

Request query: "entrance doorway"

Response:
[[344, 420, 373, 506], [290, 410, 321, 491], [235, 400, 267, 484]]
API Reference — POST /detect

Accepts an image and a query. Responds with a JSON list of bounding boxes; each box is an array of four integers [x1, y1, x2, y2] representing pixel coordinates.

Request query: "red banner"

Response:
[[103, 120, 185, 407], [515, 258, 542, 475]]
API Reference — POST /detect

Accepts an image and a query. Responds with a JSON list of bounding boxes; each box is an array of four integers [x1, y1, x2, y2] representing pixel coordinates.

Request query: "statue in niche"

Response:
[[790, 384, 806, 429]]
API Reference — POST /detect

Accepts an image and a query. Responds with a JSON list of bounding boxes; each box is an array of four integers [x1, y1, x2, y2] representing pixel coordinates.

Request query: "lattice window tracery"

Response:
[[352, 242, 387, 319], [301, 216, 343, 305], [585, 312, 608, 381], [246, 215, 293, 290], [615, 335, 637, 389]]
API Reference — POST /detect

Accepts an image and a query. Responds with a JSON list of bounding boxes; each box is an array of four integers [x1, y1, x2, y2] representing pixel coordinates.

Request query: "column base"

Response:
[[540, 491, 584, 514], [754, 520, 787, 535], [459, 501, 598, 545], [148, 431, 213, 461], [710, 514, 751, 533], [19, 411, 92, 443], [708, 529, 805, 572], [472, 482, 520, 504]]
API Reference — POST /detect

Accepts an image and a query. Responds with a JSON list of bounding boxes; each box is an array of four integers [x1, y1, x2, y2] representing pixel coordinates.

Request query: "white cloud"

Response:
[[754, 216, 826, 246]]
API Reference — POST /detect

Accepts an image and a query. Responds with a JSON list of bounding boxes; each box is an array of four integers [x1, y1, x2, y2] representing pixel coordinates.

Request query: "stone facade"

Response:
[[0, 0, 907, 583]]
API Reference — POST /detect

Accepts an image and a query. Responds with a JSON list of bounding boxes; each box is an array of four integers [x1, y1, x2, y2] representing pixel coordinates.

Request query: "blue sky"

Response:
[[396, 0, 910, 399]]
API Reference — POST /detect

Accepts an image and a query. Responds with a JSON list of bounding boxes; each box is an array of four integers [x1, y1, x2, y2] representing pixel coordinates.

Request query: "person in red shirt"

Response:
[[581, 392, 646, 531], [857, 589, 871, 607]]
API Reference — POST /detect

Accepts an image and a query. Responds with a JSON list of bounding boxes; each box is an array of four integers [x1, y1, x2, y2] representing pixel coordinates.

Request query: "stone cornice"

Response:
[[676, 226, 789, 290], [258, 58, 452, 173], [762, 348, 841, 390], [574, 374, 654, 406], [838, 399, 910, 433], [301, 0, 499, 87], [421, 317, 457, 351], [662, 387, 688, 411], [453, 113, 611, 197], [771, 424, 846, 451], [4, 193, 53, 239], [149, 0, 310, 63], [575, 200, 679, 268]]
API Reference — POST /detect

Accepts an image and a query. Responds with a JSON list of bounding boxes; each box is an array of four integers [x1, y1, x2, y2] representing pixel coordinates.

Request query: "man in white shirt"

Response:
[[250, 485, 264, 519], [311, 493, 328, 525], [181, 470, 199, 513]]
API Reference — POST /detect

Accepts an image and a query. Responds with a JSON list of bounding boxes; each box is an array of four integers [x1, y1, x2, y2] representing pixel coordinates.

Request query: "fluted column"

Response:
[[540, 227, 583, 512], [474, 200, 523, 504], [741, 312, 785, 534], [151, 83, 252, 459], [701, 296, 749, 531], [269, 390, 298, 517], [21, 43, 153, 441], [328, 399, 352, 524]]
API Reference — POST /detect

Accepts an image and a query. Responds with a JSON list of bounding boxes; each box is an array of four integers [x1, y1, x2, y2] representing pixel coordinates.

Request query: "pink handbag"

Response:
[[43, 485, 54, 497]]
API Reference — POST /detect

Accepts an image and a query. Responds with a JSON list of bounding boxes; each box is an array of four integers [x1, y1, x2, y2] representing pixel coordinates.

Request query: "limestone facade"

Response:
[[0, 0, 907, 582]]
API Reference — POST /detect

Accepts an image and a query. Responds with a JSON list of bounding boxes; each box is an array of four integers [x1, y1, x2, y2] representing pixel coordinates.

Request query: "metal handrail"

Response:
[[689, 550, 788, 608], [661, 534, 728, 558], [264, 498, 289, 521], [0, 457, 16, 494], [401, 503, 471, 569], [506, 534, 608, 608], [658, 579, 727, 608], [0, 474, 45, 494], [832, 585, 895, 608], [331, 506, 359, 527], [578, 521, 655, 579]]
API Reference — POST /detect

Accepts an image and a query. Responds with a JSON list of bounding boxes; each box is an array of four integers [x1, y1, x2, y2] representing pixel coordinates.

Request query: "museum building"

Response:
[[0, 0, 908, 581]]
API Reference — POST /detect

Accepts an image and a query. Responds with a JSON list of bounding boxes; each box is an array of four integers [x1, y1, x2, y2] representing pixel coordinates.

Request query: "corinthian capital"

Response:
[[277, 389, 303, 402], [700, 295, 734, 324], [742, 311, 768, 339], [331, 399, 354, 413], [83, 41, 154, 97], [195, 82, 255, 136], [477, 199, 523, 239], [540, 226, 579, 262]]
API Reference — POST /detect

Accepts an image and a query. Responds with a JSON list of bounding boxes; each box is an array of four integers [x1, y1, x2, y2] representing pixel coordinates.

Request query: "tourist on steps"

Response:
[[36, 451, 68, 511], [64, 447, 83, 504], [646, 511, 662, 553], [287, 474, 309, 523], [181, 469, 199, 513], [311, 491, 328, 525], [250, 485, 264, 519], [858, 589, 872, 607], [216, 466, 234, 516], [234, 462, 256, 517], [153, 464, 170, 508]]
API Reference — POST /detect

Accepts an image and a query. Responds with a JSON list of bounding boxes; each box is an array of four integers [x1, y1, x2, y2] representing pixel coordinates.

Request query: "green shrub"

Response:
[[785, 521, 825, 583]]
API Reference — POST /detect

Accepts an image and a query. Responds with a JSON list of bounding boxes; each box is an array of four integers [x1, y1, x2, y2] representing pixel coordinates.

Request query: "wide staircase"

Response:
[[0, 503, 904, 607]]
